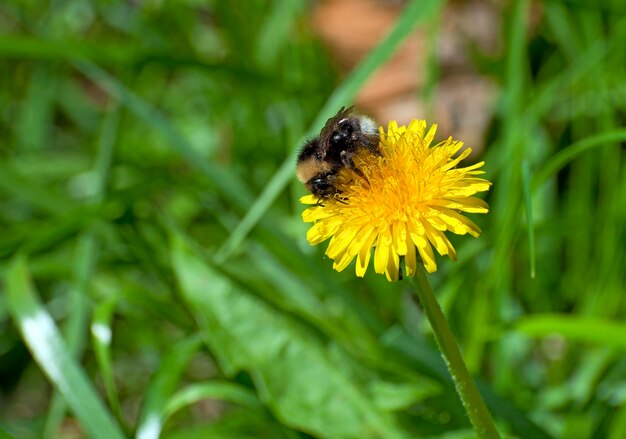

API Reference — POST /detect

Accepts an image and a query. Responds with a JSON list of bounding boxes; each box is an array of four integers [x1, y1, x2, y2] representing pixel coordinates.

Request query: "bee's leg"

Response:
[[340, 150, 356, 168], [339, 151, 365, 177], [352, 167, 365, 179], [332, 190, 349, 205], [365, 134, 382, 155]]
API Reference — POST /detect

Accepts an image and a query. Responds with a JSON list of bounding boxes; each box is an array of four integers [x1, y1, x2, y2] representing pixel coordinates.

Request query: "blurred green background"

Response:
[[1, 0, 625, 438]]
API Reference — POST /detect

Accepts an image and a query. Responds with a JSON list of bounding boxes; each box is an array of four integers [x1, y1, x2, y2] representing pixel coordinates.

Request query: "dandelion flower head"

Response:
[[301, 120, 491, 281]]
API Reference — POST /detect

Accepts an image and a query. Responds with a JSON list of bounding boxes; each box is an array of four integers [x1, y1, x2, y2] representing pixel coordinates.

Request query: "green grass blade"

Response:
[[0, 163, 75, 215], [465, 0, 530, 371], [609, 403, 626, 439], [0, 35, 134, 62], [15, 65, 57, 152], [315, 0, 442, 121], [516, 314, 626, 349], [164, 382, 262, 419], [43, 101, 119, 439], [215, 0, 444, 262], [136, 335, 203, 439], [4, 256, 125, 439], [0, 35, 274, 84], [92, 106, 120, 201], [42, 234, 98, 438], [521, 161, 536, 278], [544, 2, 580, 60], [74, 61, 254, 211], [532, 130, 626, 189], [91, 298, 125, 428]]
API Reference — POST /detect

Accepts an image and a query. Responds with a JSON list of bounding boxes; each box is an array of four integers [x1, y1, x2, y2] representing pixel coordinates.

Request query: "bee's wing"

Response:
[[319, 106, 355, 155]]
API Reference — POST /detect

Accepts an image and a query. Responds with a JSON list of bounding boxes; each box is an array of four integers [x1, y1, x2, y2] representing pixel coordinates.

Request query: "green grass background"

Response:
[[1, 0, 625, 438]]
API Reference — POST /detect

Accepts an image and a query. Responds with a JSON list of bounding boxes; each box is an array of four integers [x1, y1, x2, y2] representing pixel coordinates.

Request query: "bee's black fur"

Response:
[[296, 107, 379, 200]]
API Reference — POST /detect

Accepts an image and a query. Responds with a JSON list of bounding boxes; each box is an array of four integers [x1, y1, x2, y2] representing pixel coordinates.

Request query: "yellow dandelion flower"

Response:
[[301, 120, 491, 281]]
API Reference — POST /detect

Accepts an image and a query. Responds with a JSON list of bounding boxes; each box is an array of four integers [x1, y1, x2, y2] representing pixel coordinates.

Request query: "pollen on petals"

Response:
[[300, 120, 491, 281]]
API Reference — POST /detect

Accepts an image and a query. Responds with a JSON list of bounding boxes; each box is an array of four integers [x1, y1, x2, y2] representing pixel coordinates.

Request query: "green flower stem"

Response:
[[412, 266, 501, 439]]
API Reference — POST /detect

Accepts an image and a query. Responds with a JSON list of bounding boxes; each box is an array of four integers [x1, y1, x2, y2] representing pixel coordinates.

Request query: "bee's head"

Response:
[[311, 177, 333, 195], [308, 173, 338, 198]]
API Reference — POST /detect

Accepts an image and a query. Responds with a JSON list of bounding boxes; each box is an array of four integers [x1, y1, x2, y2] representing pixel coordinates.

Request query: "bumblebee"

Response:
[[296, 107, 380, 199]]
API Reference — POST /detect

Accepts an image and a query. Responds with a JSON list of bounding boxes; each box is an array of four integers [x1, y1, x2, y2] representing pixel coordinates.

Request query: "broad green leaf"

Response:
[[172, 235, 405, 439], [369, 380, 440, 412], [4, 256, 125, 439], [163, 409, 281, 439]]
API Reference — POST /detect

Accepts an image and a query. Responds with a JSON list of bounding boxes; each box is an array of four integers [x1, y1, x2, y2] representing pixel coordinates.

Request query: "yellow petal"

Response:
[[459, 160, 485, 173], [431, 207, 482, 237], [416, 240, 437, 273], [306, 218, 342, 244], [299, 194, 320, 204], [423, 220, 457, 260], [422, 219, 450, 256], [404, 238, 417, 277], [423, 123, 437, 147], [385, 246, 400, 282], [356, 231, 377, 277], [325, 224, 361, 259], [392, 222, 408, 255], [407, 119, 426, 138], [442, 147, 472, 171], [447, 181, 492, 197], [347, 224, 376, 257], [374, 227, 392, 274], [302, 206, 337, 222], [431, 197, 489, 213], [427, 215, 448, 231], [408, 218, 428, 249], [333, 250, 356, 272]]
